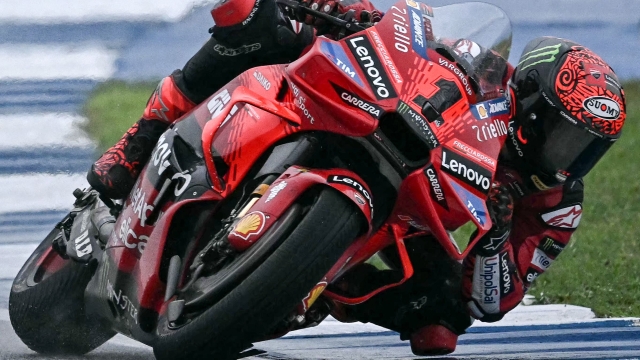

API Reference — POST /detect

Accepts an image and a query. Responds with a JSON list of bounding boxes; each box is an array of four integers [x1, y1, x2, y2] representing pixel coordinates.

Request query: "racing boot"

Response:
[[409, 323, 459, 356], [87, 75, 195, 199]]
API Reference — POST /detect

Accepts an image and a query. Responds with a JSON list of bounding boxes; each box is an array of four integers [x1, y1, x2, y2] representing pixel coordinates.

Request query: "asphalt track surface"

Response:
[[1, 1, 640, 359]]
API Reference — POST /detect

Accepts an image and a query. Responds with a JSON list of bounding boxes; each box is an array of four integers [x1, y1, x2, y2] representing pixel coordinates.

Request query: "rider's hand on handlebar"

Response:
[[486, 182, 513, 232], [293, 0, 382, 27]]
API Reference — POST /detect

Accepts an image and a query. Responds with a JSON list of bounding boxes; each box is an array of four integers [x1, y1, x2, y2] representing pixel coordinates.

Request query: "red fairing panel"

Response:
[[227, 166, 373, 251]]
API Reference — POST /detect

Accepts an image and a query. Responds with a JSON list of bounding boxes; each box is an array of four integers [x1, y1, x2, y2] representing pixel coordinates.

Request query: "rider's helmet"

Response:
[[505, 37, 626, 190]]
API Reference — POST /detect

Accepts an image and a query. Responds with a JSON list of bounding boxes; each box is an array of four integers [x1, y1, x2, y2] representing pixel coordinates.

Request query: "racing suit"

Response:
[[86, 0, 584, 352]]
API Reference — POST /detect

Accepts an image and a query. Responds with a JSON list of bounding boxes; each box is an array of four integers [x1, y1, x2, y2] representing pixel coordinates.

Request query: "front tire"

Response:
[[153, 188, 364, 360], [9, 227, 115, 355]]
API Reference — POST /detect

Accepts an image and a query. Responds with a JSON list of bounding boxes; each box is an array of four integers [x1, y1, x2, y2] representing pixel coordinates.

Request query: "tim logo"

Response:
[[540, 205, 583, 229]]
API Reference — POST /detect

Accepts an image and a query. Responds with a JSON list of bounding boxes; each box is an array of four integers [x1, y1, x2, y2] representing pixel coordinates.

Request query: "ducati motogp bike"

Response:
[[9, 0, 514, 358]]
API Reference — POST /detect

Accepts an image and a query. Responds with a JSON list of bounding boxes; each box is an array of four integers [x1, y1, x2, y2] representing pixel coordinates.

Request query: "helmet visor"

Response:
[[530, 107, 615, 181]]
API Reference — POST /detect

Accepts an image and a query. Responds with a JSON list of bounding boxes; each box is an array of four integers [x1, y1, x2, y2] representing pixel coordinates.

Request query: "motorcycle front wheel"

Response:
[[153, 187, 365, 360], [9, 226, 115, 355]]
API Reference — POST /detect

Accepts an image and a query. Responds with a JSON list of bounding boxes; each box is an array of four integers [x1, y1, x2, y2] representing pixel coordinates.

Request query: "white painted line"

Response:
[[0, 174, 87, 214], [0, 44, 117, 80], [109, 335, 152, 349], [0, 113, 93, 150], [473, 304, 597, 327], [0, 243, 38, 279], [0, 0, 215, 23]]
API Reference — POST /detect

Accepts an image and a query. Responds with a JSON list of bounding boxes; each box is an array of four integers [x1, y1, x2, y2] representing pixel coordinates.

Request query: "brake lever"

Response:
[[275, 0, 367, 34]]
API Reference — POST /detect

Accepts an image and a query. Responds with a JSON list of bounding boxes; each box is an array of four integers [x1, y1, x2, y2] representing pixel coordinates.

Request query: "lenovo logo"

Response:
[[348, 36, 397, 100], [441, 149, 492, 194]]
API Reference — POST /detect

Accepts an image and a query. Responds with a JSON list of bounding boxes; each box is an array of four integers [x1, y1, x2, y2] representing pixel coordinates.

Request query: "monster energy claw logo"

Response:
[[397, 102, 411, 114], [517, 43, 562, 71]]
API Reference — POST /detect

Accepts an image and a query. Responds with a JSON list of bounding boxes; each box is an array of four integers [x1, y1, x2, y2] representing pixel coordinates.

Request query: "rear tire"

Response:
[[9, 227, 115, 355], [153, 188, 364, 360]]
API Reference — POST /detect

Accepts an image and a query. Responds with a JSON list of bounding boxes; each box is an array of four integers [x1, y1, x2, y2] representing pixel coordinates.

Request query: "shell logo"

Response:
[[303, 282, 328, 311], [476, 104, 488, 119], [231, 211, 266, 240]]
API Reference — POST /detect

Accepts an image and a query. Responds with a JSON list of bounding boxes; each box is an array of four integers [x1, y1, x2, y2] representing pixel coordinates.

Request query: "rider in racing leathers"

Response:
[[85, 0, 627, 355]]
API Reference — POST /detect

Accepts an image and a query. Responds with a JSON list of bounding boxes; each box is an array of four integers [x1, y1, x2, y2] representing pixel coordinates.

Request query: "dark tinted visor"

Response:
[[532, 107, 614, 180]]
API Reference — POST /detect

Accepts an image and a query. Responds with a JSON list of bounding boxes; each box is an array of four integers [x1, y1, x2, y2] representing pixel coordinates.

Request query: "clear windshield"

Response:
[[425, 2, 512, 99], [429, 2, 512, 60]]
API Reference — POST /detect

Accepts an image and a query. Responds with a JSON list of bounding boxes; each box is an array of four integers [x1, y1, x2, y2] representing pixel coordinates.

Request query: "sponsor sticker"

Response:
[[538, 237, 565, 258], [328, 175, 373, 214], [531, 247, 554, 271], [253, 70, 271, 91], [331, 83, 384, 119], [369, 30, 403, 84], [471, 96, 511, 120], [500, 252, 514, 295], [583, 96, 621, 120], [397, 101, 440, 149], [347, 35, 397, 100], [390, 5, 410, 53], [264, 181, 287, 203], [473, 254, 500, 313], [405, 0, 420, 10], [231, 211, 266, 240], [408, 7, 428, 60], [449, 139, 496, 169], [525, 267, 541, 284], [423, 165, 448, 210], [437, 57, 473, 96], [441, 148, 492, 194], [302, 281, 328, 311], [74, 230, 93, 257], [320, 41, 365, 87], [540, 204, 583, 229], [450, 181, 488, 226]]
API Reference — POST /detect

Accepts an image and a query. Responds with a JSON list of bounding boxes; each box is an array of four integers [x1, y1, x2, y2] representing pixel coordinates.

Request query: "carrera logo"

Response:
[[331, 83, 384, 119], [231, 211, 266, 240], [541, 205, 582, 229], [328, 175, 373, 214], [348, 36, 397, 100], [583, 96, 621, 120], [441, 149, 492, 194], [424, 166, 448, 210], [532, 248, 554, 270]]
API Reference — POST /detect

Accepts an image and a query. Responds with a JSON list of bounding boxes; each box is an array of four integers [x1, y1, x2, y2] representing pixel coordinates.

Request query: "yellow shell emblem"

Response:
[[303, 282, 328, 311], [477, 104, 488, 119], [231, 211, 266, 240]]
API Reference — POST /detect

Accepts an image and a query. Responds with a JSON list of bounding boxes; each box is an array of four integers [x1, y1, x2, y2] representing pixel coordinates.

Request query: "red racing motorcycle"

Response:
[[9, 0, 513, 358]]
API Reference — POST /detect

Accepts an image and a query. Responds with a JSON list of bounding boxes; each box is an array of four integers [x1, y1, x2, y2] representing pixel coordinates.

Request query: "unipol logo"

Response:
[[541, 205, 583, 229], [583, 96, 620, 120]]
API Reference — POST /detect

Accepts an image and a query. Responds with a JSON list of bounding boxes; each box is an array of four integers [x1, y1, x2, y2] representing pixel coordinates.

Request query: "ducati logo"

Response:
[[231, 211, 266, 240]]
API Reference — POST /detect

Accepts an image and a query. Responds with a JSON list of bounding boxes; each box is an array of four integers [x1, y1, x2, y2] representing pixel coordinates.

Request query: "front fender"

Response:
[[227, 166, 373, 251]]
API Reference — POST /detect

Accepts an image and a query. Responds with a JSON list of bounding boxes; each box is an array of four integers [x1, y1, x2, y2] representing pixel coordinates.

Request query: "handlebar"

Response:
[[275, 0, 369, 36]]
